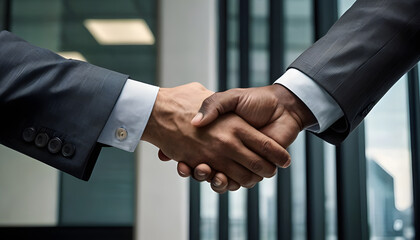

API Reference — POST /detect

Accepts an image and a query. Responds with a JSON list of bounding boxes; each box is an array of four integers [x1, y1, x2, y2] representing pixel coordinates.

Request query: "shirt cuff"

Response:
[[274, 68, 344, 133], [98, 79, 159, 152]]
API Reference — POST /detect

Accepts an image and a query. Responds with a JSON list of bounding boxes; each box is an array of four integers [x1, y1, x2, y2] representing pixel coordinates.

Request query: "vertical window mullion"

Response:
[[305, 135, 325, 240], [269, 0, 284, 80], [313, 0, 337, 40], [247, 187, 259, 240], [219, 194, 229, 240], [4, 0, 12, 31], [407, 65, 420, 238], [189, 181, 201, 240], [239, 0, 250, 89], [218, 1, 229, 240], [276, 169, 292, 240], [335, 128, 369, 240]]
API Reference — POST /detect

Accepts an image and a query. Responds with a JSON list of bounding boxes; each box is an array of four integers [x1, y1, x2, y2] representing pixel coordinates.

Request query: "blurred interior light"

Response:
[[57, 51, 87, 62], [84, 19, 155, 45]]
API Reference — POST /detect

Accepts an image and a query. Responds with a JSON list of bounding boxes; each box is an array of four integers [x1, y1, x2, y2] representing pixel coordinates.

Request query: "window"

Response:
[[0, 0, 156, 238], [365, 76, 415, 239], [192, 1, 420, 240]]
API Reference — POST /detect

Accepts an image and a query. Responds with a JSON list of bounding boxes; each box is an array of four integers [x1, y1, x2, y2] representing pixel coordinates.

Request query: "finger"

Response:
[[191, 91, 240, 127], [238, 126, 291, 169], [177, 162, 192, 178], [158, 149, 172, 161], [193, 163, 217, 182], [215, 159, 263, 188], [194, 164, 213, 181], [224, 134, 278, 178], [210, 172, 229, 193], [227, 180, 241, 191], [260, 119, 300, 150]]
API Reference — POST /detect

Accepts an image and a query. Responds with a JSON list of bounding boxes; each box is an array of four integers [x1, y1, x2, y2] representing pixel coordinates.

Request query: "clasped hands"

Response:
[[141, 82, 316, 193]]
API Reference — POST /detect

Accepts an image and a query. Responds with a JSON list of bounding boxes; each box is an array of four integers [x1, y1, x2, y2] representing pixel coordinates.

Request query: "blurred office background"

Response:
[[0, 0, 419, 240]]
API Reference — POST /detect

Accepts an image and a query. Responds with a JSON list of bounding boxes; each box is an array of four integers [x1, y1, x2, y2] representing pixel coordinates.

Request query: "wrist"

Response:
[[272, 84, 317, 130], [141, 88, 167, 146]]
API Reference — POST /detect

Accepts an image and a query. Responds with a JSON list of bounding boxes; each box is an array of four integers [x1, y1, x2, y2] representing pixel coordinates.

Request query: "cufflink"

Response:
[[116, 127, 128, 141]]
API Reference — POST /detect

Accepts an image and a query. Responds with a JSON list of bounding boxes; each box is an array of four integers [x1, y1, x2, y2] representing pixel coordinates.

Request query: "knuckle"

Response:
[[228, 88, 244, 96], [202, 94, 216, 106], [202, 92, 226, 113], [249, 159, 263, 173], [261, 139, 273, 154], [231, 124, 242, 134], [216, 134, 229, 147], [217, 134, 238, 150], [200, 96, 216, 114], [190, 82, 204, 89]]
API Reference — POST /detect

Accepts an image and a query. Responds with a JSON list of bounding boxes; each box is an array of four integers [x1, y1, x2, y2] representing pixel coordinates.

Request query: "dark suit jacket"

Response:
[[289, 0, 420, 144], [0, 31, 128, 180]]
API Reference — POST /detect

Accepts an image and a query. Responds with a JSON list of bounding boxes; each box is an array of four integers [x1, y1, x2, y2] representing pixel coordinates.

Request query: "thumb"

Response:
[[191, 91, 239, 127]]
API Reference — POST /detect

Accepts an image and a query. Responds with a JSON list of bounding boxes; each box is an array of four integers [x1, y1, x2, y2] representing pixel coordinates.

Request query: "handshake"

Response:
[[141, 82, 316, 194]]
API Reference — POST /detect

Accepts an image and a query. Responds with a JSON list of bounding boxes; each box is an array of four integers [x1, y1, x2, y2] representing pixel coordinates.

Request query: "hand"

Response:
[[141, 83, 291, 193], [177, 84, 316, 191]]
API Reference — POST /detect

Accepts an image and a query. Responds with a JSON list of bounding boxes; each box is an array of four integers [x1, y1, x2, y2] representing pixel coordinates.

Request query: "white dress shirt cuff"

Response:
[[274, 68, 344, 133], [98, 79, 159, 152]]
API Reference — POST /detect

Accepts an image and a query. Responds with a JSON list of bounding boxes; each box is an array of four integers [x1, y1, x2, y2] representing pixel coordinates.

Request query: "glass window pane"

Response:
[[250, 49, 269, 87], [227, 0, 239, 89], [284, 0, 314, 66], [229, 189, 247, 240], [259, 176, 277, 240], [290, 133, 307, 240], [325, 143, 338, 240], [59, 149, 135, 225], [228, 48, 240, 89], [200, 183, 218, 240], [338, 0, 356, 16], [365, 76, 415, 239]]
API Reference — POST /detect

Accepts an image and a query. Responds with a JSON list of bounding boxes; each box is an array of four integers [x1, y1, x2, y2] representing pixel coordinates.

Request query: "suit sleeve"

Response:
[[289, 0, 420, 144], [0, 31, 128, 180]]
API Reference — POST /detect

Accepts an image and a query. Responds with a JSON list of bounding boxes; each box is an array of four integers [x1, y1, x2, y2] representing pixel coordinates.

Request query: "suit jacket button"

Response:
[[35, 133, 49, 148], [62, 143, 75, 158], [22, 127, 37, 142], [48, 137, 62, 154], [362, 103, 375, 117]]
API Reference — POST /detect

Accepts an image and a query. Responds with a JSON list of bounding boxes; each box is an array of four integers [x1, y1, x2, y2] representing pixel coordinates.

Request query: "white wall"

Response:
[[0, 146, 59, 226], [135, 0, 217, 239]]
